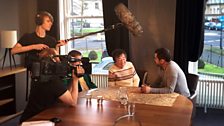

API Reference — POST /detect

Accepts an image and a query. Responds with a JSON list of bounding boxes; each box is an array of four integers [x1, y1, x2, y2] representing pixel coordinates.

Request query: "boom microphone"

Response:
[[64, 3, 143, 42], [114, 3, 143, 36]]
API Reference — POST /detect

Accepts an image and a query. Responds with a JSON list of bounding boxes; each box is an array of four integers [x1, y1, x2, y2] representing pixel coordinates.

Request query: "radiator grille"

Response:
[[197, 79, 224, 111], [90, 74, 108, 88]]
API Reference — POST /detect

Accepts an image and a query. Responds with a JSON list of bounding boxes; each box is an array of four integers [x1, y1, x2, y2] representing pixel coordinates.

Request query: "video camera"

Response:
[[31, 55, 92, 82]]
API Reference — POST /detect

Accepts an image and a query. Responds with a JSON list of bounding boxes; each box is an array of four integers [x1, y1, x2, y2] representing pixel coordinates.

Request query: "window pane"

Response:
[[61, 0, 111, 75], [68, 18, 105, 50], [200, 0, 224, 79], [70, 0, 103, 16]]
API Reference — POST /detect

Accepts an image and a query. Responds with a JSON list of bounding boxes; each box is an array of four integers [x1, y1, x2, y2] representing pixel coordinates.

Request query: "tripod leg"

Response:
[[9, 49, 16, 68], [26, 70, 29, 101], [8, 49, 12, 70], [2, 49, 8, 70], [12, 55, 17, 68]]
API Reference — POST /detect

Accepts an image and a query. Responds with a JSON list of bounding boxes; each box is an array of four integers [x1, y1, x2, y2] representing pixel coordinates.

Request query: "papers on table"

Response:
[[21, 121, 55, 126]]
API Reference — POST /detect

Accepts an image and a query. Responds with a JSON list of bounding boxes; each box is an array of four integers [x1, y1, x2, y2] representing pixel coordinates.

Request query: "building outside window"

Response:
[[95, 2, 99, 9]]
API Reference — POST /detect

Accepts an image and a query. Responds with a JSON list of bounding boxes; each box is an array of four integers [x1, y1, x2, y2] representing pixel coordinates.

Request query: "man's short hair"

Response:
[[68, 50, 82, 57], [111, 49, 127, 62], [38, 48, 58, 59], [155, 48, 171, 62], [35, 11, 54, 25]]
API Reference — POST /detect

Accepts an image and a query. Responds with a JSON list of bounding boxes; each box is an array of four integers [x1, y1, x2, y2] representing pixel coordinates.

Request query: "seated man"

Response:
[[65, 50, 97, 92], [141, 48, 190, 97], [108, 49, 140, 87], [20, 48, 80, 123]]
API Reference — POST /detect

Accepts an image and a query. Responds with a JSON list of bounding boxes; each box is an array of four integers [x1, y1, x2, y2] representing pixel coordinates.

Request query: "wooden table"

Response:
[[28, 91, 193, 126]]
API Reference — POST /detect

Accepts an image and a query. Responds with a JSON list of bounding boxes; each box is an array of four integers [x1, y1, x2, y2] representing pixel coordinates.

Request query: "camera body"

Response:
[[31, 55, 91, 82]]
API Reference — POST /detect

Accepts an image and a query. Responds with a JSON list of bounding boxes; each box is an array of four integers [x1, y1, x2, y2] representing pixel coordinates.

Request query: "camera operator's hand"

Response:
[[71, 69, 79, 80], [72, 65, 85, 78], [76, 65, 85, 75]]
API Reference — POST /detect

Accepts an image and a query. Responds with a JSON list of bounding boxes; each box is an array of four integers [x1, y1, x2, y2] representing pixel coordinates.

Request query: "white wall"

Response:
[[129, 0, 176, 84]]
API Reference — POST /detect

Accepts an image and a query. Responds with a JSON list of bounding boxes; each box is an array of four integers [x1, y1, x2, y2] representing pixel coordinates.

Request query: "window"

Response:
[[60, 0, 108, 74], [192, 0, 224, 112], [202, 0, 224, 77]]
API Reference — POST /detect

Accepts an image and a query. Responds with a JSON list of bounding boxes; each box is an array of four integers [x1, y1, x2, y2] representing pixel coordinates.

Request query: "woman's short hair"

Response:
[[111, 49, 127, 62]]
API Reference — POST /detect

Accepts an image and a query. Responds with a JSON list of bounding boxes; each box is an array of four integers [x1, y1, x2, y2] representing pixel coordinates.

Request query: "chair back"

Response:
[[186, 73, 199, 95], [186, 73, 199, 120], [136, 69, 148, 87], [81, 57, 92, 74]]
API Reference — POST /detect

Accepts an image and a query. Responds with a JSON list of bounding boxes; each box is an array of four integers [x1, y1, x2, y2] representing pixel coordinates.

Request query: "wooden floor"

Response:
[[192, 107, 224, 126]]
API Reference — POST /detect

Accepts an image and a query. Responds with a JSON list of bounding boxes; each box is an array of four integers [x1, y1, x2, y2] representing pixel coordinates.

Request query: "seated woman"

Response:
[[108, 49, 140, 87], [64, 50, 97, 92]]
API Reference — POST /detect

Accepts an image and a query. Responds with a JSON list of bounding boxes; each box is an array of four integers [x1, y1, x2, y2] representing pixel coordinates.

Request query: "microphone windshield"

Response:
[[114, 3, 143, 36]]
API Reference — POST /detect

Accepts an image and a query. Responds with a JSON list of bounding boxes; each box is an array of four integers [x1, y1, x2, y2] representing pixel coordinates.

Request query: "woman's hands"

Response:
[[109, 71, 117, 78], [141, 84, 151, 93]]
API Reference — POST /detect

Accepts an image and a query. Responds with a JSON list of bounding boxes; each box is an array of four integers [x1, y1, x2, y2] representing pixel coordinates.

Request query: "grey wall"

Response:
[[129, 0, 176, 84], [0, 0, 37, 68]]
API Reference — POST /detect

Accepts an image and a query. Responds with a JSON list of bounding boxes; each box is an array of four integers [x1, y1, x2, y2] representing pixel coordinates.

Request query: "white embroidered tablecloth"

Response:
[[79, 87, 179, 107]]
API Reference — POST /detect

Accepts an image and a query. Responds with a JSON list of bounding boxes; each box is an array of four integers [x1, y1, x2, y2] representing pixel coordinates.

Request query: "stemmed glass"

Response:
[[114, 87, 141, 126], [118, 87, 128, 105]]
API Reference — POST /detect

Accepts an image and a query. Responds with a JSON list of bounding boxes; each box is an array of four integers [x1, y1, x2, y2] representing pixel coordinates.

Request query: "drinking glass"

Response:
[[128, 102, 135, 115], [119, 87, 128, 105], [97, 95, 103, 104], [85, 93, 92, 102]]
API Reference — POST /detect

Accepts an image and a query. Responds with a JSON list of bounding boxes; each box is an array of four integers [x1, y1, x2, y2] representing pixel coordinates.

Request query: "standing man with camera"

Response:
[[11, 11, 75, 122], [20, 48, 80, 123]]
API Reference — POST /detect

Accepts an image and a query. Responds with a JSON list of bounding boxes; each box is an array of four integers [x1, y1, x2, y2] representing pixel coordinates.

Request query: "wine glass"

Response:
[[119, 87, 128, 105]]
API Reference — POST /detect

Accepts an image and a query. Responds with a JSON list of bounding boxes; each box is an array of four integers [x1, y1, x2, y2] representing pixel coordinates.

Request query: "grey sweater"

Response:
[[150, 61, 190, 97]]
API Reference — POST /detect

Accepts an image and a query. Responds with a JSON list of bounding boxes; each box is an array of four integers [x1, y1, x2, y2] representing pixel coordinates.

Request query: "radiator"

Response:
[[196, 79, 224, 112], [90, 74, 108, 88]]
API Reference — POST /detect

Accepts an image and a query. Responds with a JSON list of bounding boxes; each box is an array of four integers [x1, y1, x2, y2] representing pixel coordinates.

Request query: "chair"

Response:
[[136, 69, 148, 87], [81, 57, 92, 74], [186, 73, 199, 119]]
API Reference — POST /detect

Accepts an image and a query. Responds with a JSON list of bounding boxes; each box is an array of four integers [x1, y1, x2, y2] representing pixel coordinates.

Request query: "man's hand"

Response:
[[33, 44, 49, 50], [76, 66, 85, 75], [141, 84, 151, 93], [57, 40, 68, 47], [71, 69, 79, 80], [72, 66, 85, 79]]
